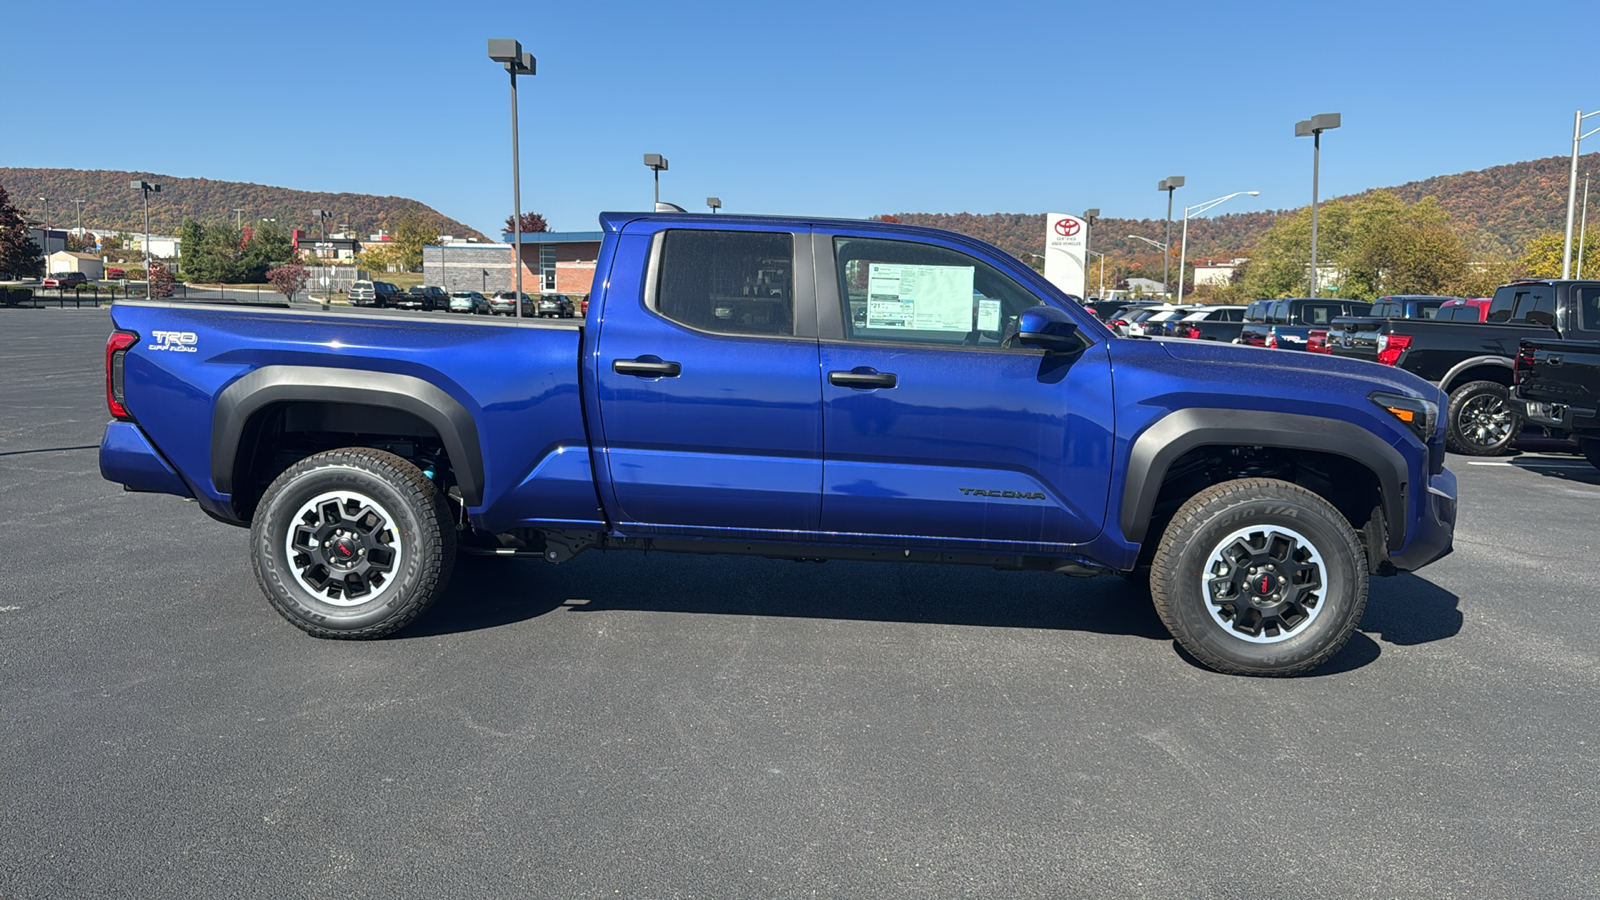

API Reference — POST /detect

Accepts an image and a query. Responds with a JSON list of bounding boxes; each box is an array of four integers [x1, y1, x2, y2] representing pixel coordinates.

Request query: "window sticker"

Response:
[[976, 298, 1001, 331], [866, 263, 976, 332]]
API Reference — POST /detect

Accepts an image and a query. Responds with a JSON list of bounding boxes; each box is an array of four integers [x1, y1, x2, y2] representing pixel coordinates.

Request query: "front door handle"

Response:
[[613, 357, 682, 378], [828, 369, 897, 389]]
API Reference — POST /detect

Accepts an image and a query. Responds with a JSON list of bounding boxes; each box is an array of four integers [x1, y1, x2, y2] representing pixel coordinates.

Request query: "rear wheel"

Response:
[[250, 448, 455, 639], [1582, 438, 1600, 472], [1446, 380, 1519, 456], [1149, 478, 1367, 677]]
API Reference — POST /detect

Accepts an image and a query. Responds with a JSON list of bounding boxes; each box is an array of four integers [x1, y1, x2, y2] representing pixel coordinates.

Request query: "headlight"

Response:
[[1369, 390, 1438, 442]]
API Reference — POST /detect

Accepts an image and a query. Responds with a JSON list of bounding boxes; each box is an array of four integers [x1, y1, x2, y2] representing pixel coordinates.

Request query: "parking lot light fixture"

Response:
[[707, 196, 721, 214], [1178, 191, 1259, 304], [1158, 178, 1183, 291], [129, 181, 161, 276], [1562, 110, 1600, 278], [644, 154, 669, 207], [1127, 234, 1168, 253], [1296, 113, 1341, 297], [489, 39, 536, 318]]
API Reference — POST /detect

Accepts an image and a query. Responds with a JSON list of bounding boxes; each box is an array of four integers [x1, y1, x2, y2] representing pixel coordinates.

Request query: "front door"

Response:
[[815, 231, 1115, 549], [593, 223, 823, 535]]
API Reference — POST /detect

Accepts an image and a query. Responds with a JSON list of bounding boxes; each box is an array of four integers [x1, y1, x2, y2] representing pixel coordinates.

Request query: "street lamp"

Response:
[[707, 196, 721, 214], [644, 154, 669, 208], [1295, 112, 1341, 297], [1562, 110, 1600, 279], [233, 208, 245, 231], [489, 38, 536, 319], [1086, 249, 1107, 300], [1580, 175, 1592, 279], [38, 197, 49, 260], [1127, 234, 1169, 253], [1177, 191, 1259, 304], [129, 180, 161, 276], [1157, 177, 1183, 291], [73, 199, 84, 237]]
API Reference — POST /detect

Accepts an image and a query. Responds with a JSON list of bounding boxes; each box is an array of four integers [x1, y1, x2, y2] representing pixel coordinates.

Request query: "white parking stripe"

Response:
[[1466, 460, 1593, 468]]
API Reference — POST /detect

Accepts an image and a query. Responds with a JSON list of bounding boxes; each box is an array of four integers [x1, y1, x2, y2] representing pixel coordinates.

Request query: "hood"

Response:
[[1153, 337, 1445, 403]]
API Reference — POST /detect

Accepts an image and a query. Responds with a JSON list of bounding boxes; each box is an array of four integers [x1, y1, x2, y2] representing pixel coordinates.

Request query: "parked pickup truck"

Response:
[[1169, 305, 1247, 342], [1512, 293, 1600, 469], [98, 213, 1457, 677], [1328, 279, 1600, 455], [1324, 295, 1459, 360], [1239, 298, 1374, 350]]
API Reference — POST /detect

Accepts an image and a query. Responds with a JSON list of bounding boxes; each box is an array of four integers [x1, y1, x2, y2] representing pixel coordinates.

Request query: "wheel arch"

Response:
[[213, 366, 484, 508], [1439, 356, 1513, 394], [1121, 409, 1409, 553]]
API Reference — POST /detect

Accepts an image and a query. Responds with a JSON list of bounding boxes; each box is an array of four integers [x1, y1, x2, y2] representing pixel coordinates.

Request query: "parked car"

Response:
[[487, 291, 533, 316], [347, 281, 405, 308], [42, 272, 89, 290], [105, 267, 126, 280], [1514, 315, 1600, 469], [536, 294, 577, 318], [1169, 306, 1247, 342], [99, 211, 1456, 677], [1329, 279, 1600, 455], [448, 291, 490, 314], [1239, 298, 1375, 351], [1324, 295, 1461, 360], [1435, 298, 1492, 322], [398, 286, 449, 311], [1136, 307, 1198, 337]]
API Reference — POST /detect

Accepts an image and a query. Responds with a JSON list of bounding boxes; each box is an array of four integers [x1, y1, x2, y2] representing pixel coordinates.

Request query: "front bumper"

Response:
[[1389, 467, 1457, 572]]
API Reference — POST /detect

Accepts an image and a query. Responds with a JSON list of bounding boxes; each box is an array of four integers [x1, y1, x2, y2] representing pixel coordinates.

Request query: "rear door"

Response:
[[813, 229, 1115, 549], [592, 222, 823, 534]]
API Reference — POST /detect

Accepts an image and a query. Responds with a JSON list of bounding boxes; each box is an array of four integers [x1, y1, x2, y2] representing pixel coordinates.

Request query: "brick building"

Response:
[[423, 231, 603, 296]]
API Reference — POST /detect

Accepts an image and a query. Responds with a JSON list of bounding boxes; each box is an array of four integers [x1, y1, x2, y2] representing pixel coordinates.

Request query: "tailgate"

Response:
[[1517, 338, 1600, 408]]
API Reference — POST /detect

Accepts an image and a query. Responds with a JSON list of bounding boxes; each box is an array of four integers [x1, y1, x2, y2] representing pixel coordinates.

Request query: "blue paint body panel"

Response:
[[100, 212, 1456, 577]]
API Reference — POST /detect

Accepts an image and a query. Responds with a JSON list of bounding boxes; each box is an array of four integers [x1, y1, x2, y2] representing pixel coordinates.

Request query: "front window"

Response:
[[834, 237, 1043, 349]]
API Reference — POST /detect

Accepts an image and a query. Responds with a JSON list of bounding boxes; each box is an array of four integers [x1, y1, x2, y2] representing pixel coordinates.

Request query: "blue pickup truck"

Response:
[[99, 213, 1457, 676]]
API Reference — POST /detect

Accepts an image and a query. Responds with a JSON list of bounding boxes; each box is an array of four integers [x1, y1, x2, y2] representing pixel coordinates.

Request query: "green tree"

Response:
[[391, 212, 436, 271], [1345, 197, 1468, 298], [243, 221, 294, 281], [1516, 232, 1600, 279], [0, 182, 44, 279], [358, 242, 400, 275], [177, 219, 206, 279]]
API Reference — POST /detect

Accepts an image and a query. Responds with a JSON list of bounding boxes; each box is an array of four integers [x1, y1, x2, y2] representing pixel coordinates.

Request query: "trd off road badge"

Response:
[[148, 331, 198, 352]]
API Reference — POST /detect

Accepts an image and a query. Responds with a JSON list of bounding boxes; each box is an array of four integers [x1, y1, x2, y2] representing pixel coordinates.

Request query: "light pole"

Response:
[[73, 199, 84, 238], [644, 154, 669, 208], [129, 181, 160, 277], [1296, 112, 1341, 297], [707, 197, 721, 214], [38, 197, 49, 261], [1563, 110, 1600, 278], [1087, 250, 1107, 300], [311, 208, 331, 308], [1177, 191, 1259, 304], [233, 208, 245, 231], [1581, 175, 1592, 279], [489, 38, 536, 319], [1157, 177, 1183, 292], [1081, 207, 1100, 291]]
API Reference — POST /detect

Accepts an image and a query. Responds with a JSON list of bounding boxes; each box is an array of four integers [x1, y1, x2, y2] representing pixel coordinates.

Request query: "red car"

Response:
[[1435, 297, 1491, 322], [105, 267, 126, 280], [42, 272, 89, 289]]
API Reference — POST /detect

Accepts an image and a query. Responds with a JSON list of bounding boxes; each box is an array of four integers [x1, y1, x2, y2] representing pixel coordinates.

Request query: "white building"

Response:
[[46, 251, 104, 280], [1193, 258, 1248, 287], [1125, 277, 1168, 297], [127, 234, 182, 259]]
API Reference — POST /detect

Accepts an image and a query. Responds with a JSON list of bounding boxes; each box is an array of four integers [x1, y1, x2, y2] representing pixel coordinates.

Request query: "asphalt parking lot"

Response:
[[3, 307, 1597, 899]]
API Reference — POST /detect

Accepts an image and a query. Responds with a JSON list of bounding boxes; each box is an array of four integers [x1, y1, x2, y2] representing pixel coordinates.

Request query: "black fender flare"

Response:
[[1120, 408, 1409, 551], [1439, 355, 1513, 393], [212, 365, 484, 506]]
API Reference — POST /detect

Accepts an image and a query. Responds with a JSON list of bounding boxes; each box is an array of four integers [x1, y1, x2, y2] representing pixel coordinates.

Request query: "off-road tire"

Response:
[[1149, 478, 1367, 677], [1446, 380, 1519, 456], [1582, 438, 1600, 472], [250, 448, 455, 639]]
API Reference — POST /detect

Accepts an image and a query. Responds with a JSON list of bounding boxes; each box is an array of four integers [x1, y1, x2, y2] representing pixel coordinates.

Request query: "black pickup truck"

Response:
[[1324, 295, 1458, 360], [1239, 298, 1374, 350], [1511, 287, 1600, 468], [1330, 280, 1600, 455]]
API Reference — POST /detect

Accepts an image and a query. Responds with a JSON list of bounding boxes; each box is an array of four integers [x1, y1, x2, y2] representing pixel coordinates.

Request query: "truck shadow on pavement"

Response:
[[403, 556, 1464, 677]]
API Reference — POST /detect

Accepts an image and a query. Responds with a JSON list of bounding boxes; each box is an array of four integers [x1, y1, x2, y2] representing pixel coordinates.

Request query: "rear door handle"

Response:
[[613, 357, 682, 377], [828, 369, 897, 389]]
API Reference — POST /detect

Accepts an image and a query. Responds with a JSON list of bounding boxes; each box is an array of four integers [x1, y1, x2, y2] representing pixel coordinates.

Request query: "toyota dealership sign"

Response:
[[1044, 213, 1089, 297]]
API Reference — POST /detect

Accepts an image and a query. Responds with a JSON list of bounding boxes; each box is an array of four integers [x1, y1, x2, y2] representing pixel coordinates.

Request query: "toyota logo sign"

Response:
[[1053, 218, 1081, 237]]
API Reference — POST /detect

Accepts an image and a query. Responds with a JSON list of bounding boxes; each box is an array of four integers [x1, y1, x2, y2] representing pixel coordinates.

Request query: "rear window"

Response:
[[1488, 284, 1555, 324], [1579, 286, 1600, 331], [655, 230, 794, 336]]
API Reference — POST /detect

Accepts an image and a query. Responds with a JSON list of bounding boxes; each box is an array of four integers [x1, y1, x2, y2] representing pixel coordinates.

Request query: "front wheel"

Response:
[[1446, 380, 1519, 456], [1149, 478, 1367, 676], [250, 448, 455, 639]]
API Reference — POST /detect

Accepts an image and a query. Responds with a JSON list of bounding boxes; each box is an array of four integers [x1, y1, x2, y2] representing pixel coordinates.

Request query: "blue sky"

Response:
[[3, 0, 1593, 235]]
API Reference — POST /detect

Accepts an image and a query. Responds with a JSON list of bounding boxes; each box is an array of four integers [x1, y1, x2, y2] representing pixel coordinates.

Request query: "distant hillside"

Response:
[[0, 168, 486, 241], [891, 151, 1600, 265]]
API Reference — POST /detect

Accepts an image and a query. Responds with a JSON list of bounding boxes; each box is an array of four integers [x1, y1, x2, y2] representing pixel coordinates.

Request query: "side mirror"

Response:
[[1016, 305, 1082, 352]]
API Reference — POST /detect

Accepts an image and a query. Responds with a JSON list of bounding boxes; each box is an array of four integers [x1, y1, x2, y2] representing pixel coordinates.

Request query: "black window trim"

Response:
[[640, 227, 818, 342]]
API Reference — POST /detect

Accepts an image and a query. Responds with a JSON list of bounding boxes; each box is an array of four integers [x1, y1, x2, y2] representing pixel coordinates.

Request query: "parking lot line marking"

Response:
[[1466, 460, 1592, 468]]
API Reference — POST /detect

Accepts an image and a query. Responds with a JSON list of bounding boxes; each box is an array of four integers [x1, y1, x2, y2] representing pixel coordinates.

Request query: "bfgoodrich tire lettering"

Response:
[[1149, 478, 1367, 676], [250, 448, 455, 639]]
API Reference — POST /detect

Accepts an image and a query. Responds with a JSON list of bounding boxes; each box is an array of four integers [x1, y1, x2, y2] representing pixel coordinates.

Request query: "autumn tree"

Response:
[[358, 242, 400, 274], [147, 261, 176, 298], [1516, 232, 1600, 279], [503, 212, 551, 234], [266, 262, 308, 302], [0, 182, 44, 279]]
